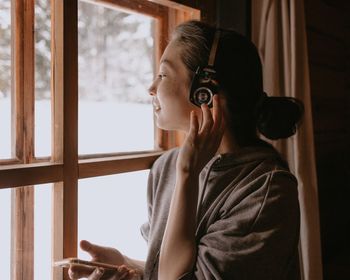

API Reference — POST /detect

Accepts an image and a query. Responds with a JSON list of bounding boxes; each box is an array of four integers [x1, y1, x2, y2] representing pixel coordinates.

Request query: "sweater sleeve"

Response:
[[140, 167, 154, 243], [140, 148, 179, 244], [188, 171, 301, 280]]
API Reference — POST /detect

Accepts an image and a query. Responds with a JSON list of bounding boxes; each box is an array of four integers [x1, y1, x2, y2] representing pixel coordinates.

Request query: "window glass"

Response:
[[0, 188, 11, 280], [78, 171, 149, 260], [34, 184, 52, 280], [0, 0, 12, 159], [35, 0, 52, 157], [0, 185, 52, 280], [78, 1, 155, 155]]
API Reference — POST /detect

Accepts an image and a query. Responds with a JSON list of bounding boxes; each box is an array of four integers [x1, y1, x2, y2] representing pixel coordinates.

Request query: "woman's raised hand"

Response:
[[176, 94, 226, 177], [68, 240, 138, 280]]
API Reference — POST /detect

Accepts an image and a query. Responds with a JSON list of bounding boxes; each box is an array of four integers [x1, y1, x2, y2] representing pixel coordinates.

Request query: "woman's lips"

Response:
[[152, 99, 161, 111]]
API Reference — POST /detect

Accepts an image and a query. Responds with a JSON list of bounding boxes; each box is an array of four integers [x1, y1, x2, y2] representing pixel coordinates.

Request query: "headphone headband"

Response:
[[189, 29, 221, 108], [208, 30, 221, 67]]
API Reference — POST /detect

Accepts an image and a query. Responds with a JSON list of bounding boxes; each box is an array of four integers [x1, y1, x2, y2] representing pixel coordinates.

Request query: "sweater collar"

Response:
[[208, 145, 282, 171]]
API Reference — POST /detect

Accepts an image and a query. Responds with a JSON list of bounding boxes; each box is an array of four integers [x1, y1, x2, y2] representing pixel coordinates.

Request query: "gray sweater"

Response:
[[141, 146, 300, 280]]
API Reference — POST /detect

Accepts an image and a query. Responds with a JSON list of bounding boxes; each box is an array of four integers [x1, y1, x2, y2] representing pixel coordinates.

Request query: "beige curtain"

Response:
[[251, 1, 323, 279]]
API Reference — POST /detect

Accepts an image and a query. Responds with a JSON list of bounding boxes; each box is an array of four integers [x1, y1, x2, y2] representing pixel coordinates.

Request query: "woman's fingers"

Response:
[[188, 111, 199, 142], [87, 268, 104, 280], [186, 95, 225, 156], [117, 265, 133, 279], [80, 240, 105, 260], [116, 265, 139, 280], [69, 264, 95, 279], [199, 95, 225, 143], [199, 103, 213, 137], [69, 264, 134, 280]]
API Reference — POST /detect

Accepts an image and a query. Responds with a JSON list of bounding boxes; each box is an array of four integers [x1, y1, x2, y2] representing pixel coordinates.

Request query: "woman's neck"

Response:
[[216, 129, 240, 155]]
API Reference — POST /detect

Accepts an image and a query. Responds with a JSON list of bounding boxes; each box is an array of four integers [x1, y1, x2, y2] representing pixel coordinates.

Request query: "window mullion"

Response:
[[10, 1, 35, 280], [155, 9, 176, 150], [23, 0, 35, 163], [51, 6, 64, 278], [51, 1, 79, 280], [10, 186, 34, 280], [11, 0, 24, 161]]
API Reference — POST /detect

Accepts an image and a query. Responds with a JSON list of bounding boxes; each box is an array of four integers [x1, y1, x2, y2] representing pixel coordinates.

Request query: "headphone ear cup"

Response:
[[192, 87, 214, 107], [189, 67, 218, 108]]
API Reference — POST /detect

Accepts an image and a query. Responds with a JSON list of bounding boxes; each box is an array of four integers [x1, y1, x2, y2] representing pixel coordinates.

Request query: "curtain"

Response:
[[251, 1, 323, 279]]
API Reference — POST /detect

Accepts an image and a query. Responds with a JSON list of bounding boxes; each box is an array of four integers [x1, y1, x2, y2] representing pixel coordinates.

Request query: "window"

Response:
[[0, 0, 11, 160], [0, 188, 11, 280], [78, 171, 149, 261], [35, 0, 52, 157], [78, 1, 155, 154], [0, 1, 199, 279], [34, 184, 52, 280]]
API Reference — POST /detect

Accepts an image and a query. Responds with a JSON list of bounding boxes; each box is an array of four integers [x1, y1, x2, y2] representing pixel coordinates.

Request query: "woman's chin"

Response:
[[155, 112, 188, 131], [156, 119, 182, 131], [156, 122, 173, 131], [156, 123, 187, 132]]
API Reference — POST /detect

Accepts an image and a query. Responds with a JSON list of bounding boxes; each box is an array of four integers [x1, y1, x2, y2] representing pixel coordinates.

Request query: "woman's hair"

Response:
[[172, 20, 304, 144]]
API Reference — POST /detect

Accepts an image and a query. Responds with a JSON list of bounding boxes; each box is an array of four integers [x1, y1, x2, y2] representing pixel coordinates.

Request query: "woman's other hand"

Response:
[[176, 95, 225, 176], [68, 240, 139, 280], [69, 265, 139, 280]]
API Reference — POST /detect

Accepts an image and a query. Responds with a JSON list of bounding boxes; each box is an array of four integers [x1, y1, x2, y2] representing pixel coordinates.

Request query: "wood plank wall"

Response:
[[304, 0, 350, 279]]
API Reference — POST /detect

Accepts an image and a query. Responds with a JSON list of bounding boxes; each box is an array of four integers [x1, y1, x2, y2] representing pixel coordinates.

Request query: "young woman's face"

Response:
[[149, 39, 198, 131]]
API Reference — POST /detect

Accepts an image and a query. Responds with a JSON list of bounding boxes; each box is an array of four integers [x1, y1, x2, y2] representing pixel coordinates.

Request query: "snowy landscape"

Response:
[[0, 100, 153, 280]]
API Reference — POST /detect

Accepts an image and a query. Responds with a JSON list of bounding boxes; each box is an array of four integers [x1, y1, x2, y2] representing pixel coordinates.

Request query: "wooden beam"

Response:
[[147, 0, 199, 14], [51, 2, 64, 278], [0, 163, 63, 189], [11, 186, 34, 280], [62, 1, 79, 272], [82, 0, 168, 19], [51, 0, 79, 279], [23, 0, 35, 162], [51, 0, 64, 279], [0, 159, 22, 165], [79, 152, 163, 178], [12, 0, 24, 161], [11, 0, 36, 280], [1, 153, 168, 189], [148, 0, 215, 24]]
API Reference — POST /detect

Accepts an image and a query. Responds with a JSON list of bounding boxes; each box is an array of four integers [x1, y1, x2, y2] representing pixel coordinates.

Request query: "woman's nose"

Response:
[[148, 81, 157, 96]]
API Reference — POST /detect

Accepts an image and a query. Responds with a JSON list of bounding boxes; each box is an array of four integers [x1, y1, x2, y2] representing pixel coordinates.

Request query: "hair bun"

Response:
[[256, 96, 304, 140]]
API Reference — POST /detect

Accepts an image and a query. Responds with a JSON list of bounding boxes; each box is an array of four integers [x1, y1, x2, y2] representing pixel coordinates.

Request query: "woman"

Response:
[[69, 20, 303, 280]]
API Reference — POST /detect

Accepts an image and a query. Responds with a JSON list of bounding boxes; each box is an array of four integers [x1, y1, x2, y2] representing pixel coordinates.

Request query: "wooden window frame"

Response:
[[0, 1, 201, 280]]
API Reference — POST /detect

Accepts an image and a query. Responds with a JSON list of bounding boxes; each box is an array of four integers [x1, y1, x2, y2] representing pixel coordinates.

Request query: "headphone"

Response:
[[189, 30, 221, 108]]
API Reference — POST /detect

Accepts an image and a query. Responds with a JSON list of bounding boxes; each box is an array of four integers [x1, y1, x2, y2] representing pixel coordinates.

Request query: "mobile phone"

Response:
[[54, 258, 141, 279], [53, 257, 119, 271]]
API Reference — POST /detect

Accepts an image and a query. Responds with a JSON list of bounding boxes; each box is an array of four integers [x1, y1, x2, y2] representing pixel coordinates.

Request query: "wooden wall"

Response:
[[304, 0, 350, 279]]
